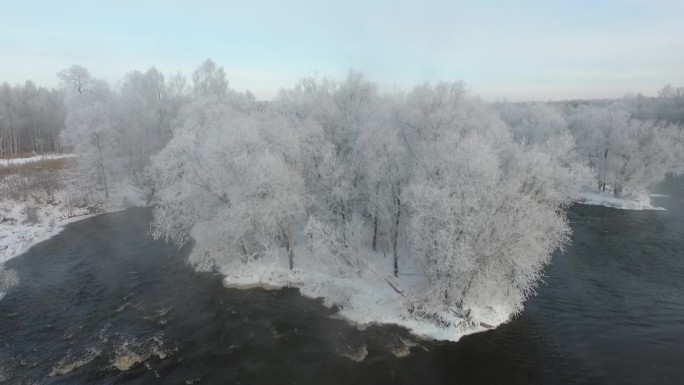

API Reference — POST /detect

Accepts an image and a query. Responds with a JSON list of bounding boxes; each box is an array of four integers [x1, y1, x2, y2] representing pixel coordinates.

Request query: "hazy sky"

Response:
[[1, 0, 683, 101]]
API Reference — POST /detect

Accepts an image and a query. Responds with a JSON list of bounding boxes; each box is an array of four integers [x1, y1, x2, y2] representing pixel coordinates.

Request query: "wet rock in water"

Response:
[[49, 348, 101, 376], [339, 343, 368, 362]]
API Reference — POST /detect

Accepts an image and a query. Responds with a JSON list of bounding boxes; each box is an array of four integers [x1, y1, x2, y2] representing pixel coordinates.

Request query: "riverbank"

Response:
[[0, 193, 146, 264], [219, 252, 511, 342], [0, 198, 97, 264], [0, 154, 146, 263], [576, 189, 665, 210]]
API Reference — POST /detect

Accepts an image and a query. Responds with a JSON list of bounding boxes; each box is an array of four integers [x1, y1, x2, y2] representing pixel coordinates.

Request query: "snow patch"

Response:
[[575, 189, 665, 210], [220, 257, 511, 342], [1, 180, 146, 266], [648, 193, 669, 198], [0, 199, 98, 264], [0, 154, 75, 168]]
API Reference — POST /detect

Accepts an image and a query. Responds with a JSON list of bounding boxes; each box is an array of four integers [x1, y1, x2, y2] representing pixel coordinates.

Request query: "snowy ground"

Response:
[[0, 187, 146, 265], [218, 247, 510, 343], [576, 189, 665, 210], [0, 153, 76, 168], [0, 198, 96, 264]]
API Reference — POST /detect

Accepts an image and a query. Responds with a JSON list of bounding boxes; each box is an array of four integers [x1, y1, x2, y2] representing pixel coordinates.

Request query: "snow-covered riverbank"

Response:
[[575, 190, 666, 210], [1, 193, 146, 264], [1, 153, 147, 264], [219, 250, 511, 342], [0, 199, 97, 264]]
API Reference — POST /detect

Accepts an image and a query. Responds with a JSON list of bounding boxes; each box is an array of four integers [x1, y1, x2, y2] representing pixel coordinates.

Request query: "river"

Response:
[[1, 177, 683, 384]]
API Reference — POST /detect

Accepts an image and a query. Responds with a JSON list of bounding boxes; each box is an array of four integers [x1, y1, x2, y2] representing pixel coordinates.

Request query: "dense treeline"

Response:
[[624, 84, 684, 124], [496, 101, 683, 196], [55, 60, 261, 199], [0, 82, 65, 156], [3, 62, 682, 200]]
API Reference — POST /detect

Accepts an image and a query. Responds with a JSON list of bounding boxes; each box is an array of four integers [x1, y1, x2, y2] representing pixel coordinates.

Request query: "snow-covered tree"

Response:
[[118, 67, 172, 181], [59, 65, 116, 198], [396, 84, 580, 318], [192, 58, 228, 98], [656, 84, 684, 123], [149, 74, 590, 331], [496, 102, 570, 145], [567, 104, 681, 196], [149, 94, 306, 271]]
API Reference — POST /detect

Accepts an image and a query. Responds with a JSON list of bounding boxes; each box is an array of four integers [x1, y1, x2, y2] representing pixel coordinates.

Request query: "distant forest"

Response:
[[0, 82, 65, 155]]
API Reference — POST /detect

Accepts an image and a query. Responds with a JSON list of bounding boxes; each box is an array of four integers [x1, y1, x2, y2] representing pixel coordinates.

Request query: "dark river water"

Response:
[[2, 177, 683, 385]]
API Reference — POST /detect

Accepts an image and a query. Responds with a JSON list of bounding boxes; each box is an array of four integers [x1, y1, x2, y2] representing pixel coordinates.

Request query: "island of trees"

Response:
[[2, 59, 683, 339]]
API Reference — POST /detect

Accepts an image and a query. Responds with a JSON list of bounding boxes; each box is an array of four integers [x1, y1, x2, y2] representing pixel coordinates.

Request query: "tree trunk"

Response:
[[32, 117, 38, 153], [340, 200, 347, 241], [613, 184, 623, 197], [101, 163, 109, 199], [51, 118, 58, 152], [393, 194, 401, 277], [241, 239, 248, 258], [95, 134, 109, 199], [372, 210, 378, 251], [283, 228, 295, 270]]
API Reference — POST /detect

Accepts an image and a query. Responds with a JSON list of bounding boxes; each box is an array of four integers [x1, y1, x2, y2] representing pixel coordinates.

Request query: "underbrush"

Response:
[[0, 168, 65, 202], [0, 158, 103, 225], [0, 157, 73, 178]]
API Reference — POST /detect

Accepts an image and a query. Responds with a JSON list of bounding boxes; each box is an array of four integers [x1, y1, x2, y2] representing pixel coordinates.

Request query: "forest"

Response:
[[2, 59, 683, 337]]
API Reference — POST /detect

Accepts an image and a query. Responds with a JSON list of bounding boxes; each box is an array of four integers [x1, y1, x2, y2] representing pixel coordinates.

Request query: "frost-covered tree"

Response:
[[58, 63, 197, 202], [192, 59, 228, 98], [656, 84, 684, 123], [357, 99, 409, 258], [276, 71, 373, 226], [496, 102, 570, 145], [395, 84, 582, 318], [57, 65, 95, 96], [150, 74, 588, 329], [149, 94, 306, 271], [119, 67, 172, 180], [0, 81, 65, 156], [59, 65, 116, 198], [567, 104, 681, 196]]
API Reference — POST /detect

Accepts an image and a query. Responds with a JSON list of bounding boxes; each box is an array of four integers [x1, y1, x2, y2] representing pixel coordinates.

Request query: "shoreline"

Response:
[[574, 191, 666, 211], [219, 263, 502, 342], [0, 205, 128, 265]]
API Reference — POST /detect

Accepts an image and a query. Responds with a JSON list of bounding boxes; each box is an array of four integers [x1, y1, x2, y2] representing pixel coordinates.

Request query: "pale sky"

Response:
[[1, 0, 683, 101]]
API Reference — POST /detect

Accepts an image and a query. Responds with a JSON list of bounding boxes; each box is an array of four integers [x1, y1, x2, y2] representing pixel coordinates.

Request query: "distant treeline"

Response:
[[1, 65, 683, 160], [0, 66, 684, 157], [0, 82, 66, 156], [548, 84, 684, 125]]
